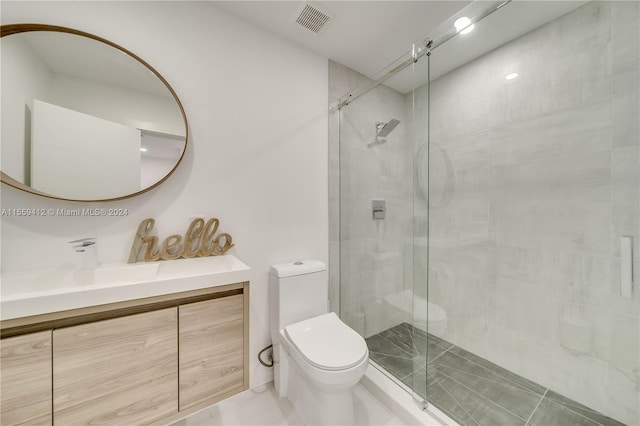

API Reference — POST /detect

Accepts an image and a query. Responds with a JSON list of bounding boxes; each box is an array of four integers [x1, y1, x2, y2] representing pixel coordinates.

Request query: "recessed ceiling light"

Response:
[[140, 147, 148, 152], [505, 72, 519, 80], [454, 17, 474, 35]]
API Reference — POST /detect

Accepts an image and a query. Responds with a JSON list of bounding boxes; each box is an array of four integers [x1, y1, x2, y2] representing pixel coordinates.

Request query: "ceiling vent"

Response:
[[295, 3, 331, 34]]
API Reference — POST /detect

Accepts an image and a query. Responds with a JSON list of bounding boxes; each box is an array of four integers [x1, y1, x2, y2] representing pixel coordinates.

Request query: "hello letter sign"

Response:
[[128, 217, 234, 263]]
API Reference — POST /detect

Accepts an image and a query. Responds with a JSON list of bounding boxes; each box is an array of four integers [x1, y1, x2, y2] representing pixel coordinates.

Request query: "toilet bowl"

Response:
[[269, 261, 369, 425]]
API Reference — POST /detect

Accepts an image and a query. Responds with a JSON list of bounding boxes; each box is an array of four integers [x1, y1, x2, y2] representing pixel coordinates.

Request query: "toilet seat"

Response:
[[284, 312, 368, 371]]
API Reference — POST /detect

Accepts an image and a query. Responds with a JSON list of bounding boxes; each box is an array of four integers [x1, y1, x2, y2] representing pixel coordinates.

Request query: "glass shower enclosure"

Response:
[[333, 1, 639, 425]]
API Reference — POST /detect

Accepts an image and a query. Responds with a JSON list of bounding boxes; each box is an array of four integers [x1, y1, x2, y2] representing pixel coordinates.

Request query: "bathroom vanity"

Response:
[[0, 255, 250, 426]]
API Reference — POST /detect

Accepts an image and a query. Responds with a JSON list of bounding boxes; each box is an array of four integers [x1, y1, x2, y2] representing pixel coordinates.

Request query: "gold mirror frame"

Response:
[[0, 23, 189, 202]]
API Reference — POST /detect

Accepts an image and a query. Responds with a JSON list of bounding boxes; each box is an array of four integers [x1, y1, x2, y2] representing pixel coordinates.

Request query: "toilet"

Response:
[[269, 260, 369, 426]]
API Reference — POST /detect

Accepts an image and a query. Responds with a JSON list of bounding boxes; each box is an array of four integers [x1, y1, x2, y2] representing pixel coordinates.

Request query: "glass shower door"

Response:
[[335, 2, 638, 424], [337, 55, 428, 403], [421, 1, 640, 425], [410, 50, 431, 405]]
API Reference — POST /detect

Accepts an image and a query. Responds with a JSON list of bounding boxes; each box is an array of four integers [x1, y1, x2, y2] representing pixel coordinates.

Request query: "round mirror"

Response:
[[1, 24, 188, 202]]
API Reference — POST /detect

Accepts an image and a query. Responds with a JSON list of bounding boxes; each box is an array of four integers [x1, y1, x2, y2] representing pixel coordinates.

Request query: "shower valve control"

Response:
[[372, 199, 386, 220]]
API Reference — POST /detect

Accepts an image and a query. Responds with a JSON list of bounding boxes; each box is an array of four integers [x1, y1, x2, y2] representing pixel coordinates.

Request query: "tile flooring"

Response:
[[171, 382, 404, 426], [366, 323, 627, 426]]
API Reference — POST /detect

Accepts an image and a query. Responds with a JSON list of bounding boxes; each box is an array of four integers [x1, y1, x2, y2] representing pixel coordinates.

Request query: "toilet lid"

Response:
[[284, 312, 368, 371]]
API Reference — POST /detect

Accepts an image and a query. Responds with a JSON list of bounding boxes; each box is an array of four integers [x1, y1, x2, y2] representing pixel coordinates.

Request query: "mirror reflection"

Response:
[[1, 26, 187, 201]]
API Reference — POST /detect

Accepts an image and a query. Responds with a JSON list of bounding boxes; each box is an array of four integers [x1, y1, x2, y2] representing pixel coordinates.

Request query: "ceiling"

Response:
[[12, 1, 590, 102], [11, 1, 473, 99], [214, 1, 472, 80], [385, 0, 589, 93], [216, 1, 589, 96]]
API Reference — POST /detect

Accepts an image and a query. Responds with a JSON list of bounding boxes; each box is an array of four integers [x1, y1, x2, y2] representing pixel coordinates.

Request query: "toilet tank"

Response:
[[269, 260, 328, 340]]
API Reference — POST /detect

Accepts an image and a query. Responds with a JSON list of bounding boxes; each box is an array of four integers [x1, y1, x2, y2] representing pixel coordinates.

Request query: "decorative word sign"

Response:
[[128, 217, 234, 263]]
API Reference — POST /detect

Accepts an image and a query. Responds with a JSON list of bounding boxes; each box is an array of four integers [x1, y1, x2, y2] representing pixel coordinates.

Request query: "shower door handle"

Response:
[[621, 236, 634, 299]]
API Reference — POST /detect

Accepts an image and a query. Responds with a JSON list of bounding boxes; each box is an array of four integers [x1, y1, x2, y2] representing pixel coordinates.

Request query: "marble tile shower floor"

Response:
[[366, 323, 627, 426]]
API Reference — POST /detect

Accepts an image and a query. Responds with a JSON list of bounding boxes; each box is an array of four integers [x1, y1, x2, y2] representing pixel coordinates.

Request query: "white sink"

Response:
[[0, 255, 251, 321], [80, 262, 160, 285], [1, 262, 160, 296]]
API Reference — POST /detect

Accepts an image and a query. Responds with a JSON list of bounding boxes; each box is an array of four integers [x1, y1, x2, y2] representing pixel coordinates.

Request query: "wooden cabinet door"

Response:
[[53, 308, 178, 425], [0, 331, 52, 426], [179, 294, 244, 410]]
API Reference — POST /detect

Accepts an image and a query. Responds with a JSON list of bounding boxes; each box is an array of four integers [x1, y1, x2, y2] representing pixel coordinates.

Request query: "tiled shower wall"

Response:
[[329, 61, 413, 337], [420, 2, 639, 424], [329, 61, 372, 319], [330, 2, 638, 424]]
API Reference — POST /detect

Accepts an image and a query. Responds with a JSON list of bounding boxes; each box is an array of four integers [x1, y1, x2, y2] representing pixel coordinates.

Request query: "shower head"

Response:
[[376, 119, 401, 138], [369, 119, 401, 147]]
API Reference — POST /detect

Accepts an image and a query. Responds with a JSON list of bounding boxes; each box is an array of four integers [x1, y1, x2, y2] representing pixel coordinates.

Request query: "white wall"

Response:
[[0, 1, 329, 389]]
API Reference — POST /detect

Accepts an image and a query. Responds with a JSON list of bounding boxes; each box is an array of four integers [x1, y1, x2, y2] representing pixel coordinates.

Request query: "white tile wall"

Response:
[[329, 61, 413, 337], [423, 2, 639, 424]]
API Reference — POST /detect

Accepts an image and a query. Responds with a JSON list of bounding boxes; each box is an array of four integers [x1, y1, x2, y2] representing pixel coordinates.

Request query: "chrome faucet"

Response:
[[69, 237, 99, 269]]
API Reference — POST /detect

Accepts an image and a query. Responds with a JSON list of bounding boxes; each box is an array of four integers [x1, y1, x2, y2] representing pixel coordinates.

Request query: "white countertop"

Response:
[[0, 255, 251, 321]]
